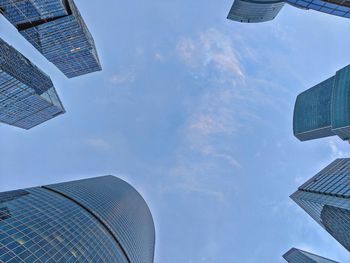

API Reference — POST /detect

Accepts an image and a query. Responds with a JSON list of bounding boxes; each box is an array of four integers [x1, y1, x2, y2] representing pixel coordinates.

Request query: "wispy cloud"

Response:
[[86, 138, 112, 151], [164, 28, 291, 202], [154, 52, 165, 61], [165, 165, 227, 202], [328, 138, 347, 159], [177, 29, 244, 78], [109, 69, 136, 85]]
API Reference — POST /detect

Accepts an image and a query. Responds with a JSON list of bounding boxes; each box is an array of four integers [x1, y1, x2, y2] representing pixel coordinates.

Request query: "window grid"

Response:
[[0, 188, 128, 263]]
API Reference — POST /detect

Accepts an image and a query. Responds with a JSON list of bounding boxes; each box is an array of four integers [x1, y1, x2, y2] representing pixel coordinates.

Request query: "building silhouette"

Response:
[[283, 248, 339, 263], [293, 65, 350, 142], [228, 0, 350, 23], [0, 176, 155, 263], [0, 0, 102, 78], [0, 37, 65, 129], [227, 0, 285, 23], [291, 158, 350, 252]]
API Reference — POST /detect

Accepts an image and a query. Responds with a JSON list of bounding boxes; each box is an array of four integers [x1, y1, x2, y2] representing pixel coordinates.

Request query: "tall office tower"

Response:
[[283, 248, 339, 263], [291, 158, 350, 252], [227, 0, 285, 23], [0, 38, 65, 129], [0, 0, 102, 78], [0, 176, 155, 263], [293, 64, 350, 142], [228, 0, 350, 23]]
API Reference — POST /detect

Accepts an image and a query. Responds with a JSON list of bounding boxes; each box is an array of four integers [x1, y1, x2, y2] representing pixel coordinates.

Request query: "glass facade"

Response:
[[331, 65, 350, 140], [0, 0, 102, 78], [291, 158, 350, 252], [321, 205, 350, 252], [0, 176, 155, 263], [283, 248, 339, 263], [293, 77, 334, 141], [227, 0, 285, 23], [228, 0, 350, 23], [293, 65, 350, 142], [286, 0, 350, 19], [45, 176, 156, 263], [0, 38, 65, 130]]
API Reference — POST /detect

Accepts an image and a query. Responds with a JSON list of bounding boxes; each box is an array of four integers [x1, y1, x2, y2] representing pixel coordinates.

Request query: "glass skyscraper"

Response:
[[0, 176, 155, 263], [293, 65, 350, 142], [291, 158, 350, 252], [283, 248, 339, 263], [227, 0, 285, 23], [228, 0, 350, 23], [0, 37, 65, 130], [0, 0, 102, 78]]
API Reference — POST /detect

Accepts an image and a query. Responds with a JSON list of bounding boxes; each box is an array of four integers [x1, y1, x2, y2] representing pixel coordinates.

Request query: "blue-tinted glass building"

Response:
[[228, 0, 350, 23], [227, 0, 285, 23], [0, 0, 102, 78], [291, 158, 350, 252], [293, 65, 350, 142], [0, 37, 65, 130], [283, 248, 339, 263], [0, 176, 155, 263]]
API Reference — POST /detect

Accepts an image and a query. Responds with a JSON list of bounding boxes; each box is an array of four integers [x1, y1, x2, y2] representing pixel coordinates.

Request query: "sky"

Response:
[[1, 0, 350, 262]]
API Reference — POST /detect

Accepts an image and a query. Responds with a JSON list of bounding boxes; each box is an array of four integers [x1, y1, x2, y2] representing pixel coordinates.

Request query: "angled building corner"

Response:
[[0, 38, 65, 129], [283, 247, 339, 263], [0, 0, 102, 78], [290, 158, 350, 252]]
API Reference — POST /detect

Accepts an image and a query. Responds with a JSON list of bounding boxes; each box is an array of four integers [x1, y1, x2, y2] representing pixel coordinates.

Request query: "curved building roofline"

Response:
[[45, 175, 156, 263], [227, 0, 285, 23]]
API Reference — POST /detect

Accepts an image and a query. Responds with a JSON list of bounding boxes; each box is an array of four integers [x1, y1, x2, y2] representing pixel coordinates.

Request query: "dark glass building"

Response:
[[293, 65, 350, 142], [291, 158, 350, 252], [0, 0, 102, 78], [0, 37, 65, 129], [228, 0, 350, 23], [283, 248, 339, 263], [0, 176, 155, 263]]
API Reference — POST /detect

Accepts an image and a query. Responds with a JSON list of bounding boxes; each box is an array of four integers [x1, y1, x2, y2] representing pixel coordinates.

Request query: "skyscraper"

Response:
[[293, 65, 350, 142], [0, 0, 102, 78], [291, 158, 350, 252], [0, 176, 155, 263], [227, 0, 285, 23], [283, 248, 339, 263], [0, 37, 65, 129], [228, 0, 350, 23]]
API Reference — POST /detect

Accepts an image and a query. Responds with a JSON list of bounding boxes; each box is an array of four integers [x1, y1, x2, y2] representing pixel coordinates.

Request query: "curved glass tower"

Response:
[[228, 0, 350, 23], [283, 248, 339, 263], [0, 176, 155, 263], [293, 65, 350, 142], [291, 158, 350, 252], [227, 0, 285, 23]]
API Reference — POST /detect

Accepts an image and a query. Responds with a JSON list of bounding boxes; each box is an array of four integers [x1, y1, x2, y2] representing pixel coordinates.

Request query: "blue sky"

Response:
[[1, 1, 350, 262]]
